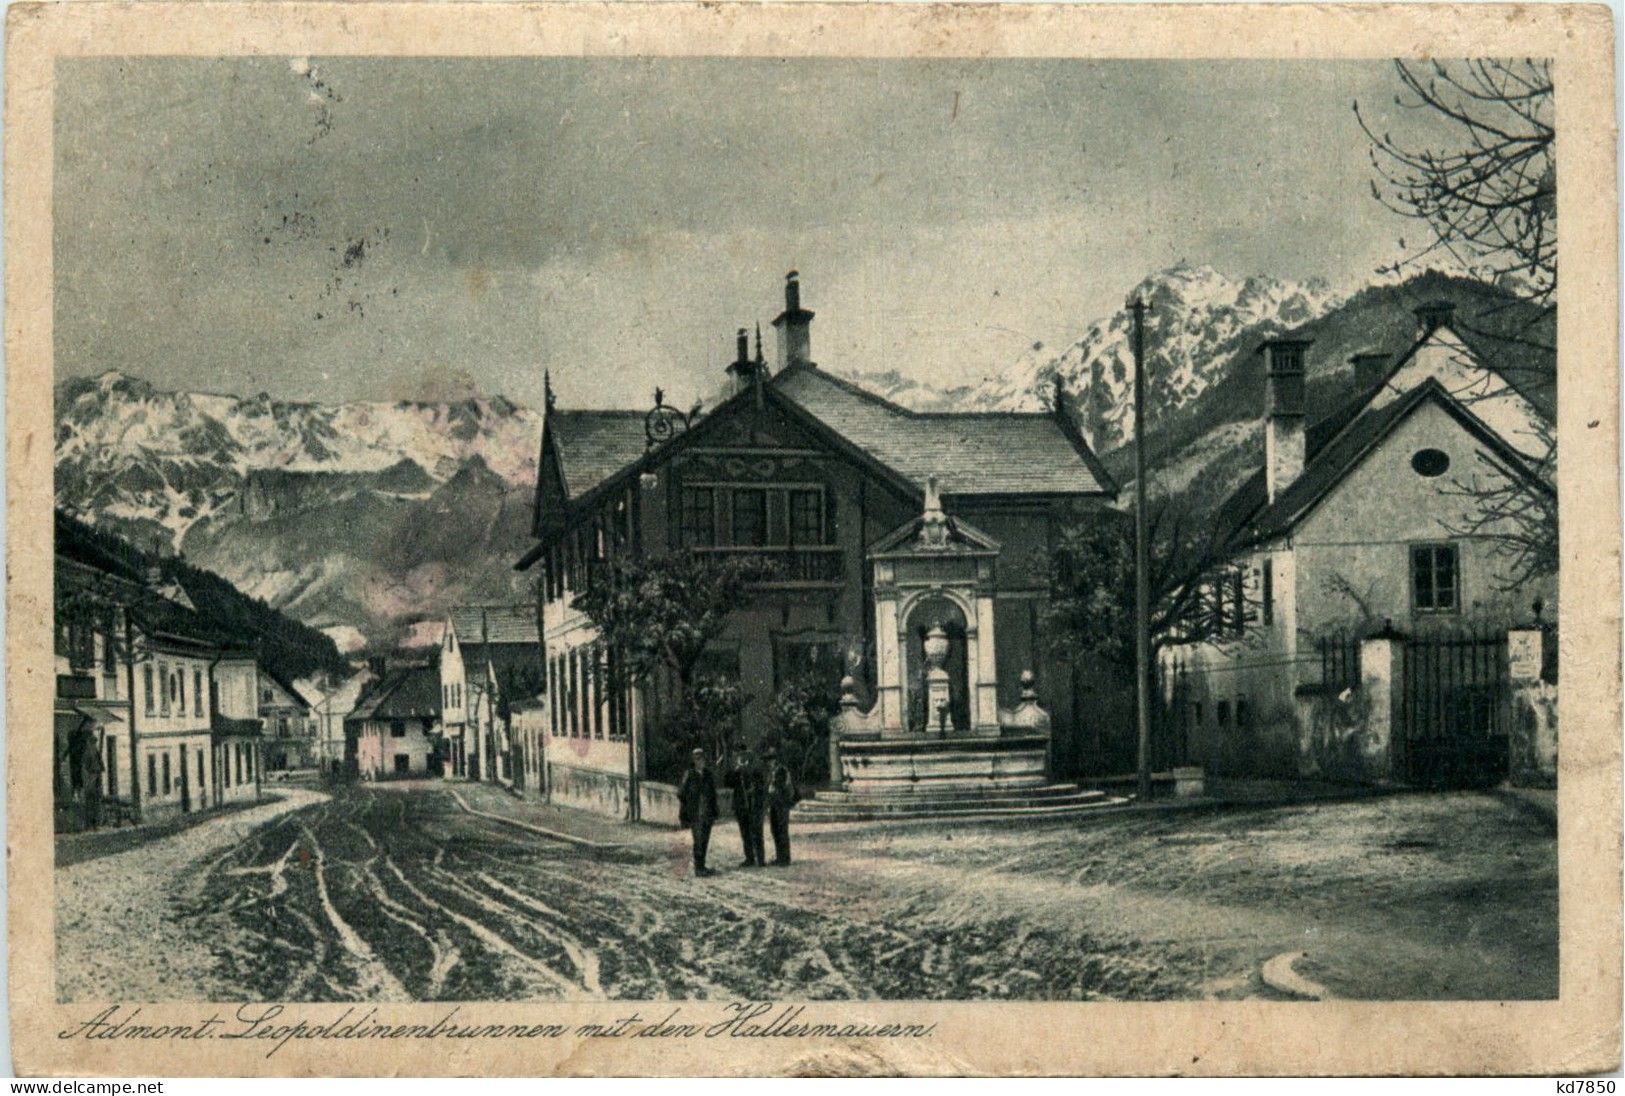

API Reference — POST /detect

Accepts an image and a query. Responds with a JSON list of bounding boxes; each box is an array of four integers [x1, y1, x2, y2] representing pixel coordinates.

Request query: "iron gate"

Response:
[[1398, 631, 1509, 787]]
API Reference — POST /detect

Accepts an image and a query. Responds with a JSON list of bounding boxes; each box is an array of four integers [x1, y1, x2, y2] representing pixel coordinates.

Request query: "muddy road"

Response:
[[58, 783, 1557, 1002]]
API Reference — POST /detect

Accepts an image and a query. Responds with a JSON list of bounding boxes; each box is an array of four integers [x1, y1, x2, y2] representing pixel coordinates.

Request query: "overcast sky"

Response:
[[55, 58, 1455, 412]]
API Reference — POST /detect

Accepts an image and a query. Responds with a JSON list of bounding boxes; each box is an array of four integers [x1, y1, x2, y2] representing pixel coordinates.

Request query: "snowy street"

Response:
[[57, 782, 1557, 1002]]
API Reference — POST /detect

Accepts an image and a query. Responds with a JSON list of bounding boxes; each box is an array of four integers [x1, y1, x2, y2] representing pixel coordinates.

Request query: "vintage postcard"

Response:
[[7, 0, 1620, 1078]]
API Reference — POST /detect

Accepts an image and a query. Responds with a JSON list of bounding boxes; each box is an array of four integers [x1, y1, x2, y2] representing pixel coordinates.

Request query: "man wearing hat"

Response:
[[726, 744, 768, 867], [763, 745, 798, 866], [677, 747, 719, 877]]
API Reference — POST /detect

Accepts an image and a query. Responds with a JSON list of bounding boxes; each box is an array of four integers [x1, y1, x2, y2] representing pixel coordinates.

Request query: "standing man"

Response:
[[763, 745, 797, 866], [726, 745, 767, 867], [677, 747, 718, 878]]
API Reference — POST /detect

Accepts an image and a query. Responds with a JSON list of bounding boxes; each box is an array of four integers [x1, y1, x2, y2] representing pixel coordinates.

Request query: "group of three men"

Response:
[[676, 745, 797, 877]]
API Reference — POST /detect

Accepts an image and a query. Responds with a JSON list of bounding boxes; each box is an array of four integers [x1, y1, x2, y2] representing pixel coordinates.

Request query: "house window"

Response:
[[177, 670, 186, 713], [1411, 448, 1451, 477], [102, 613, 118, 675], [143, 664, 155, 716], [681, 487, 716, 548], [568, 649, 580, 737], [1411, 543, 1460, 613], [1235, 699, 1251, 728], [147, 754, 157, 797], [788, 489, 823, 546], [161, 752, 172, 795], [159, 663, 171, 716], [1261, 558, 1274, 626], [105, 737, 118, 798], [592, 645, 605, 740], [194, 670, 204, 716], [197, 750, 206, 788], [732, 488, 768, 547], [1216, 701, 1231, 729], [549, 656, 560, 737], [390, 719, 406, 739]]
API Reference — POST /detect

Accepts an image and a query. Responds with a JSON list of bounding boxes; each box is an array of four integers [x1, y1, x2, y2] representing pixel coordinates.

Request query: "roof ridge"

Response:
[[776, 364, 923, 419]]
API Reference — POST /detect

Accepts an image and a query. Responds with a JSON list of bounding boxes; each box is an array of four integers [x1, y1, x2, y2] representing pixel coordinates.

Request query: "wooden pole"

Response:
[[1129, 296, 1153, 803]]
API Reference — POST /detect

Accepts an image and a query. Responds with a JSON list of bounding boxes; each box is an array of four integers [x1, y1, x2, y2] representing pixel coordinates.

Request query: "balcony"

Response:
[[691, 545, 843, 586]]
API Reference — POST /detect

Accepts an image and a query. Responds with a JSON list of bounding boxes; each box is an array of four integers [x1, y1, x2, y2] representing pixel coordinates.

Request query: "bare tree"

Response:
[[1358, 59, 1555, 339], [1359, 59, 1558, 585], [1442, 416, 1559, 592]]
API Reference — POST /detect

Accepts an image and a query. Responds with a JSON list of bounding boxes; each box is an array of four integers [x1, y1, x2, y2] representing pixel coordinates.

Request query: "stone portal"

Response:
[[798, 478, 1121, 821]]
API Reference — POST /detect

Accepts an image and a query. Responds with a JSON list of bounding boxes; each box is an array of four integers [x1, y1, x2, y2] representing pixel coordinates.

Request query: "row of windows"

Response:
[[1199, 543, 1463, 642], [143, 746, 210, 799], [679, 484, 826, 550], [548, 643, 629, 742], [541, 491, 635, 602], [442, 682, 463, 710], [1190, 697, 1253, 732], [56, 607, 117, 675], [141, 661, 206, 720]]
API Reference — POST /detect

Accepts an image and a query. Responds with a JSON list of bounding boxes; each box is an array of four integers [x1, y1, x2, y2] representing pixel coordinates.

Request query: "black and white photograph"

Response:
[[44, 45, 1572, 1015]]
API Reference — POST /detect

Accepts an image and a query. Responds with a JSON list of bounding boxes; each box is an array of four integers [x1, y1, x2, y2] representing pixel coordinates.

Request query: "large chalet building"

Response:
[[517, 273, 1120, 820]]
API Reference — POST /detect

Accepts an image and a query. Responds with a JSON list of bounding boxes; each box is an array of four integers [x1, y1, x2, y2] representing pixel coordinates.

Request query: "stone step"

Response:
[[805, 783, 1096, 805], [790, 791, 1129, 823]]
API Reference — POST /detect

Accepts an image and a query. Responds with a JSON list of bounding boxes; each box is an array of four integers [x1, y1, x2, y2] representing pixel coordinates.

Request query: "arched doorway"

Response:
[[903, 596, 970, 733]]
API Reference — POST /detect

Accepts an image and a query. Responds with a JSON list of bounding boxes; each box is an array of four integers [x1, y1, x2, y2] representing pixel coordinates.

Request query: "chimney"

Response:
[[771, 270, 815, 369], [1258, 338, 1310, 502], [1350, 351, 1390, 394], [1414, 300, 1456, 336], [725, 327, 759, 394]]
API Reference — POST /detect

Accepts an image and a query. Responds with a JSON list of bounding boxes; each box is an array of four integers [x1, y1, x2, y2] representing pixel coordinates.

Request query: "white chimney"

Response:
[[1259, 338, 1310, 503], [771, 270, 815, 369]]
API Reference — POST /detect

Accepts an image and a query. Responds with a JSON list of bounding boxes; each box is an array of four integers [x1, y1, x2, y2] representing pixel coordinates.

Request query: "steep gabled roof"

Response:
[[258, 665, 311, 713], [347, 664, 441, 722], [772, 366, 1114, 498], [447, 604, 539, 647], [1228, 379, 1549, 547], [546, 410, 650, 501]]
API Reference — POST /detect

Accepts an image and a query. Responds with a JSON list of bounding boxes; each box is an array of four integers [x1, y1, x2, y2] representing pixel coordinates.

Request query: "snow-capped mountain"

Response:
[[55, 370, 540, 547], [55, 370, 543, 647], [846, 264, 1339, 453]]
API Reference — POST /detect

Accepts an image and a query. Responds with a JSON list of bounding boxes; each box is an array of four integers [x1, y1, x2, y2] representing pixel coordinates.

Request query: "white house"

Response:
[[1163, 300, 1555, 785]]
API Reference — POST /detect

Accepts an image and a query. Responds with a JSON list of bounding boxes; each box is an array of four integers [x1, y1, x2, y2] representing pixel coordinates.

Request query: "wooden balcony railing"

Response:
[[690, 545, 843, 585]]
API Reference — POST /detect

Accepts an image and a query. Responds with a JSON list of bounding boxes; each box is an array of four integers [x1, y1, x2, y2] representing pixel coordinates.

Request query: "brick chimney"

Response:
[[1259, 338, 1311, 502], [771, 270, 815, 369], [1350, 351, 1390, 394], [1414, 300, 1456, 336]]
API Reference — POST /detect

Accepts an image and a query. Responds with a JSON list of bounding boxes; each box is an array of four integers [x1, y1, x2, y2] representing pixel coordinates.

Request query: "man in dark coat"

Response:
[[763, 745, 797, 866], [726, 745, 767, 867], [677, 747, 719, 877]]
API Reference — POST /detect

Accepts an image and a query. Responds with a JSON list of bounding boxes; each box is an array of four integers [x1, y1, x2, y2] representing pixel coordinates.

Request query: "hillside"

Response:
[[846, 267, 1551, 524], [55, 373, 542, 648], [55, 510, 347, 683]]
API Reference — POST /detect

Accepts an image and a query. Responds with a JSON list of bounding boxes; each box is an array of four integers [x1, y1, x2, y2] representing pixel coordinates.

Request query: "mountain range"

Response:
[[57, 266, 1546, 650], [55, 372, 541, 650], [844, 265, 1550, 520]]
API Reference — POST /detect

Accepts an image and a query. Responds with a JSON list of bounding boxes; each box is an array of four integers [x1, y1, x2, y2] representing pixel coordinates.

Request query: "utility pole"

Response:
[[1129, 296, 1153, 803]]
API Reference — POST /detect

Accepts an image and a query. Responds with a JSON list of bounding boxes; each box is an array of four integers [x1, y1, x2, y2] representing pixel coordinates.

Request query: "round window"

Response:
[[1411, 448, 1450, 477]]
